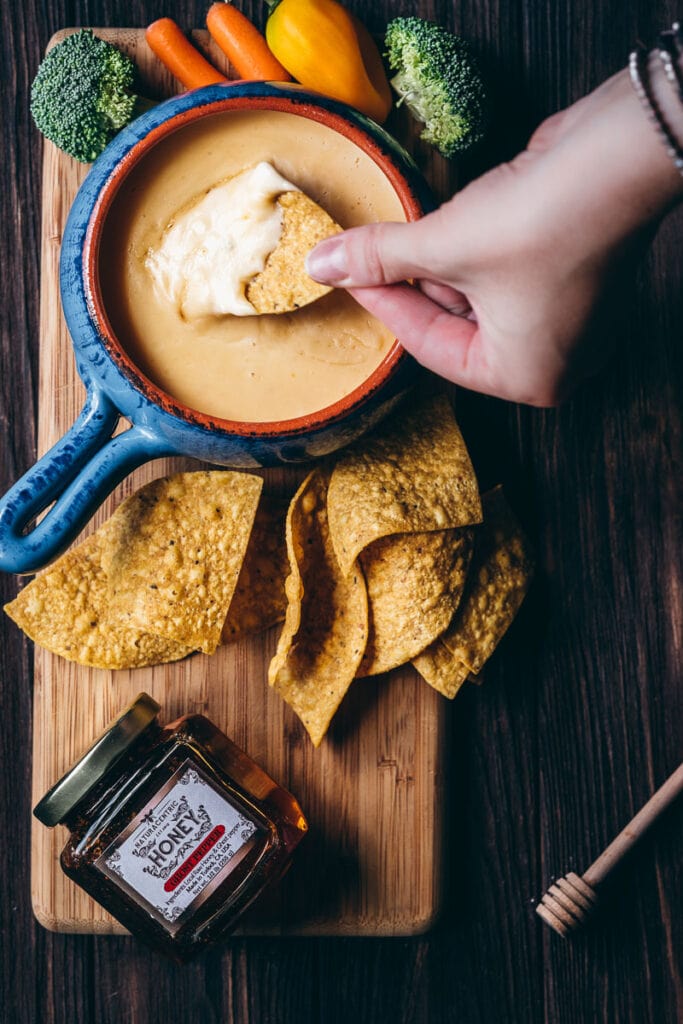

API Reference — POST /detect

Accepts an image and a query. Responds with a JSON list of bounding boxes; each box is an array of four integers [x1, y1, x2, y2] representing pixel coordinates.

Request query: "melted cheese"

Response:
[[145, 162, 297, 318], [99, 110, 406, 423]]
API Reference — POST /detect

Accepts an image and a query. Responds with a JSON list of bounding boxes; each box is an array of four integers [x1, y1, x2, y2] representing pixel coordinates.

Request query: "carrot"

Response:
[[206, 3, 291, 81], [146, 17, 228, 89]]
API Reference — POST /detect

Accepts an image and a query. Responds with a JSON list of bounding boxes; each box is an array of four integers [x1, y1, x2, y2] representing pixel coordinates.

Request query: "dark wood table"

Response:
[[2, 2, 681, 1021]]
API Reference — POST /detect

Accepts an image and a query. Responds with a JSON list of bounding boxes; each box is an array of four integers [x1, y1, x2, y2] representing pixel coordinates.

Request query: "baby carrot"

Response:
[[206, 3, 291, 81], [146, 17, 228, 89]]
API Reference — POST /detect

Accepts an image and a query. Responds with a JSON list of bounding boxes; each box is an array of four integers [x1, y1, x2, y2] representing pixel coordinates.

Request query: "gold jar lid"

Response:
[[34, 693, 161, 827]]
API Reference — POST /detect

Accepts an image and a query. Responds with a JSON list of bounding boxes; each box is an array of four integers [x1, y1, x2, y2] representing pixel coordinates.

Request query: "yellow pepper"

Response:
[[265, 0, 392, 124]]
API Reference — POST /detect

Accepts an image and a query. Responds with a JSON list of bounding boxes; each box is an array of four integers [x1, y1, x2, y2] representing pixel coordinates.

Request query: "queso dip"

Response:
[[98, 109, 406, 423]]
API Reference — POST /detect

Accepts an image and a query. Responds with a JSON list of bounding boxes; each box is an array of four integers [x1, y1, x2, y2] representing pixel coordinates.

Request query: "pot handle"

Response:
[[0, 386, 174, 574]]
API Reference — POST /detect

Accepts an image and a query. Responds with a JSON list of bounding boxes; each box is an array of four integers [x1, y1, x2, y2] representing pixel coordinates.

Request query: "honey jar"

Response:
[[34, 694, 307, 960]]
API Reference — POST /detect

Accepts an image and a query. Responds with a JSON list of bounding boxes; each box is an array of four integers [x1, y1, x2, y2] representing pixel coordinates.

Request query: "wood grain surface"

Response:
[[1, 2, 682, 1023], [31, 25, 448, 939]]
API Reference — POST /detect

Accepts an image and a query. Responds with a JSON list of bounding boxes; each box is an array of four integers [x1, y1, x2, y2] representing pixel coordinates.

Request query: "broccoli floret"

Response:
[[30, 30, 143, 163], [385, 17, 488, 157]]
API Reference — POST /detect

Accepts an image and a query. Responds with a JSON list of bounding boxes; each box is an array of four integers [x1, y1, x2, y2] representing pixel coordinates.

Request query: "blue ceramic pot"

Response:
[[0, 83, 432, 574]]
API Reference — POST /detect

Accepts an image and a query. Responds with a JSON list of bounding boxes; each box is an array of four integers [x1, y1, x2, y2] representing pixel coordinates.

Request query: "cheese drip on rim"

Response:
[[145, 161, 298, 319]]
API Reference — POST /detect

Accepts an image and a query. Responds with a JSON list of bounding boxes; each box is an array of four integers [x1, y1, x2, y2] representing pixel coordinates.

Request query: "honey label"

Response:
[[96, 759, 262, 932]]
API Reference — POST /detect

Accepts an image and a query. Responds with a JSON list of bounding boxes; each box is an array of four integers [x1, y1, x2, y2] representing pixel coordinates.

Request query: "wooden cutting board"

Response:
[[30, 28, 455, 936]]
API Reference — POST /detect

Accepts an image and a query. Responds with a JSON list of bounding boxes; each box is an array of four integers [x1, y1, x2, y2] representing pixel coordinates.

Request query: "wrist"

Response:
[[533, 65, 683, 256], [643, 47, 683, 184], [590, 65, 683, 230], [626, 49, 683, 207]]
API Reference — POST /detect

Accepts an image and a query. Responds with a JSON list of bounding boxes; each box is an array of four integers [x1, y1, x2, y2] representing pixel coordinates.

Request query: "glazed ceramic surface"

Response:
[[0, 83, 432, 573]]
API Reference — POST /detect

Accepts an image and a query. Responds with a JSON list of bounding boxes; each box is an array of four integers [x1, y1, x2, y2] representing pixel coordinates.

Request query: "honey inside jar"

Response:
[[34, 694, 307, 960]]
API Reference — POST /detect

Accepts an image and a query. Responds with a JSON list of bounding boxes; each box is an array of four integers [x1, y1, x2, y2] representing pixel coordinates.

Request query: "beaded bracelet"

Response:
[[658, 23, 683, 103], [628, 42, 683, 176]]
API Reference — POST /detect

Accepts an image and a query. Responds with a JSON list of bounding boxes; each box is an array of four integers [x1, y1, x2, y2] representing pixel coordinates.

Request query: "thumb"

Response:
[[306, 212, 447, 287]]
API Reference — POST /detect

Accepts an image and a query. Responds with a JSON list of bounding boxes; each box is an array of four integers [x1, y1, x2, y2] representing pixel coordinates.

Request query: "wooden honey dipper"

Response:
[[536, 761, 683, 937]]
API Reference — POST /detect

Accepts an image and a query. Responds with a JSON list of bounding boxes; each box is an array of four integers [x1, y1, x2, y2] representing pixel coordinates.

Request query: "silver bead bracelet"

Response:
[[628, 36, 683, 177], [658, 22, 683, 104]]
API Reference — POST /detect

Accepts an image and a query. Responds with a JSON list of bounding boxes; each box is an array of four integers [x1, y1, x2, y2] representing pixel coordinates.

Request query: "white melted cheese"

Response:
[[145, 161, 298, 318]]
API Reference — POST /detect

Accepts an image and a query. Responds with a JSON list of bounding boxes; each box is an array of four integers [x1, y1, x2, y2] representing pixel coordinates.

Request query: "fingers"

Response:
[[306, 210, 450, 287], [418, 279, 472, 316], [347, 283, 490, 392]]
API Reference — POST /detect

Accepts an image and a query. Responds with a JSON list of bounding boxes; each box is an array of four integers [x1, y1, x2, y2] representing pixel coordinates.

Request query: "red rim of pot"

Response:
[[84, 93, 424, 438]]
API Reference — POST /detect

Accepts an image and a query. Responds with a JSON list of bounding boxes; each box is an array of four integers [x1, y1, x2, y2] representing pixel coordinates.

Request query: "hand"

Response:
[[306, 65, 683, 406]]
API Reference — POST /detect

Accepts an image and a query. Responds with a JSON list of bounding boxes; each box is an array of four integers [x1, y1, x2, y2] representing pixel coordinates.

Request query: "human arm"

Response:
[[306, 53, 683, 406]]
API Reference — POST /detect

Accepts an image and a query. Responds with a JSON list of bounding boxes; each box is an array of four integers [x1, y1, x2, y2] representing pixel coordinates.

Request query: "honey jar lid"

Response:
[[33, 693, 161, 827]]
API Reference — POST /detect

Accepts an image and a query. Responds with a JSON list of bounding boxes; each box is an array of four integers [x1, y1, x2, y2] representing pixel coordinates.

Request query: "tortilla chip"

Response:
[[412, 640, 471, 700], [413, 486, 534, 697], [221, 495, 289, 643], [247, 191, 341, 314], [327, 395, 482, 575], [357, 527, 474, 676], [3, 523, 192, 669], [105, 472, 262, 654], [268, 469, 368, 747]]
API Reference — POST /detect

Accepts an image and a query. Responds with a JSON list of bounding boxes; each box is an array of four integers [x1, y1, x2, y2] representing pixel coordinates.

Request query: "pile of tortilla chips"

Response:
[[3, 471, 288, 669], [4, 396, 533, 747], [268, 395, 534, 745]]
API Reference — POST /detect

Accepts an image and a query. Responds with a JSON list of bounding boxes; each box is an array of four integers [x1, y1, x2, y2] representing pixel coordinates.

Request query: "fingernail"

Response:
[[305, 236, 351, 285]]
